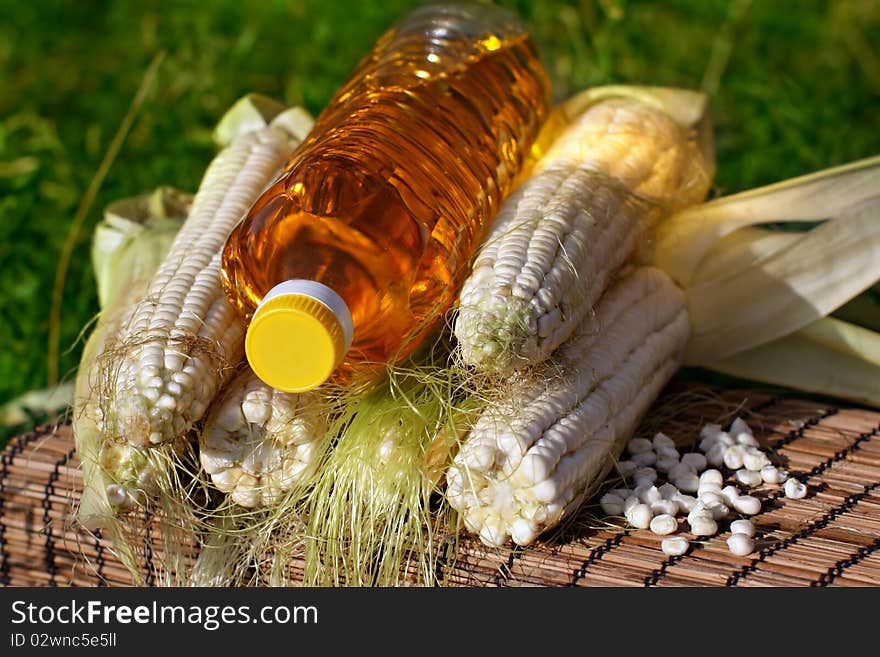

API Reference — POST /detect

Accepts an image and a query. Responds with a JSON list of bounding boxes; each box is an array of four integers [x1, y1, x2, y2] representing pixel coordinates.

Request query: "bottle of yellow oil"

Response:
[[221, 3, 551, 392]]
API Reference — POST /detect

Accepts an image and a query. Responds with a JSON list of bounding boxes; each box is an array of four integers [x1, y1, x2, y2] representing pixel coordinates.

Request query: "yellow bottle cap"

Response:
[[245, 280, 354, 392]]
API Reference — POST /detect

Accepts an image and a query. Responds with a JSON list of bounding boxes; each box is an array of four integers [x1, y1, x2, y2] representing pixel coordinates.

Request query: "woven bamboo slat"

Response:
[[1, 385, 879, 587]]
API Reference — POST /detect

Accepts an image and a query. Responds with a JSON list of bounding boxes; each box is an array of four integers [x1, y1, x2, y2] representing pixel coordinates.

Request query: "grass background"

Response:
[[1, 0, 878, 442]]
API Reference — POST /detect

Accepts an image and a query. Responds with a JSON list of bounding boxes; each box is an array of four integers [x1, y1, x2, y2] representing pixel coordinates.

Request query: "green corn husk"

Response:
[[300, 352, 466, 586]]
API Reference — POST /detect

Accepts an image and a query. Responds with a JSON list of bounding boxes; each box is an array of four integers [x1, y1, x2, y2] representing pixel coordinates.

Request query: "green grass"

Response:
[[1, 0, 879, 442]]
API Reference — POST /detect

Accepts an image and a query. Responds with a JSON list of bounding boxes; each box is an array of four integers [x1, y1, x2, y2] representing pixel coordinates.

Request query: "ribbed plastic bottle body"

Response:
[[221, 3, 550, 380]]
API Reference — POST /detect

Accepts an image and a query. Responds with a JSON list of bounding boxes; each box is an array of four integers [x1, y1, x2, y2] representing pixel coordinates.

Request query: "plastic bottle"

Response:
[[221, 3, 551, 392]]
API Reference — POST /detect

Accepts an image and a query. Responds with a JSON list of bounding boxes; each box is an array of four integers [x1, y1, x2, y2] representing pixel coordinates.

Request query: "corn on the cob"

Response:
[[199, 367, 330, 507], [99, 103, 313, 447], [75, 187, 190, 528], [447, 267, 690, 546], [454, 93, 711, 373]]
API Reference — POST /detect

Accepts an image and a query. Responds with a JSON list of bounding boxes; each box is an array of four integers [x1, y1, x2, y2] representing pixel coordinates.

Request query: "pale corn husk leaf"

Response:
[[797, 316, 880, 366], [684, 198, 880, 364], [689, 226, 801, 283], [652, 155, 880, 287], [706, 317, 880, 408], [214, 94, 314, 149], [93, 187, 192, 309], [213, 94, 287, 148]]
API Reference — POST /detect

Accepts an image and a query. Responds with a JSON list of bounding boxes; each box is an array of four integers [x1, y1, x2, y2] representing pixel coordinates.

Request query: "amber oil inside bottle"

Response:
[[222, 3, 551, 384]]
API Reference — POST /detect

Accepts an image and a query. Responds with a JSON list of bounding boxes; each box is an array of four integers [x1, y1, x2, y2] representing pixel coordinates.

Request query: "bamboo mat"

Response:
[[2, 386, 879, 587]]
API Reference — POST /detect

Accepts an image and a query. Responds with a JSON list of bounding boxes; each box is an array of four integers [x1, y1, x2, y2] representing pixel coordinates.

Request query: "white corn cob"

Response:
[[447, 267, 690, 547], [100, 105, 313, 447], [75, 187, 190, 527], [454, 96, 710, 373], [200, 367, 330, 507]]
